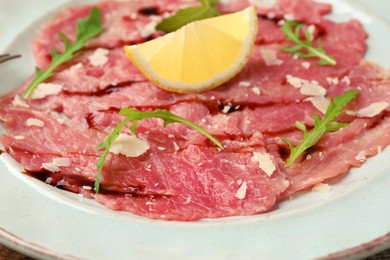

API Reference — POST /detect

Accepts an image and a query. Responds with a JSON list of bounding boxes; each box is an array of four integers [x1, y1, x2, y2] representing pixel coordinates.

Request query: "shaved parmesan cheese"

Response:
[[307, 25, 316, 40], [300, 82, 326, 96], [52, 158, 71, 167], [260, 48, 283, 66], [251, 152, 276, 177], [267, 12, 276, 19], [235, 181, 247, 199], [286, 75, 326, 96], [356, 102, 389, 118], [312, 183, 332, 193], [239, 81, 251, 87], [71, 63, 83, 70], [12, 95, 29, 108], [284, 13, 295, 21], [221, 105, 230, 114], [42, 158, 71, 172], [341, 76, 351, 85], [326, 77, 339, 85], [26, 118, 45, 127], [301, 61, 311, 69], [109, 134, 150, 157], [31, 83, 63, 99], [355, 151, 367, 162], [183, 197, 191, 205], [88, 48, 109, 67], [14, 135, 25, 140], [83, 186, 93, 190], [286, 75, 303, 89], [252, 87, 261, 95], [306, 96, 330, 114]]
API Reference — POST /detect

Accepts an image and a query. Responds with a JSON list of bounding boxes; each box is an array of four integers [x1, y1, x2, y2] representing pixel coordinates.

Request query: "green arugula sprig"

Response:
[[156, 0, 220, 33], [281, 21, 336, 66], [282, 89, 358, 167], [23, 7, 103, 98], [95, 108, 224, 193]]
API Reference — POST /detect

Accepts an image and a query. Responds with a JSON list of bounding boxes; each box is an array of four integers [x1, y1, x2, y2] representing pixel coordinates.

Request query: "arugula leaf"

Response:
[[23, 7, 103, 98], [156, 0, 220, 33], [280, 21, 336, 66], [95, 108, 224, 193], [282, 89, 358, 167]]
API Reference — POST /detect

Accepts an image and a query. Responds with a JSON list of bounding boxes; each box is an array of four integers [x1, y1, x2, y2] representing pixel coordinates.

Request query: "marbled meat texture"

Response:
[[0, 0, 389, 221]]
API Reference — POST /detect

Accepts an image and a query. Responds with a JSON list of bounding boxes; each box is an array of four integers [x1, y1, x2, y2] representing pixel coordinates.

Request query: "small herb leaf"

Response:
[[95, 108, 223, 193], [281, 21, 336, 66], [156, 0, 220, 33], [23, 7, 103, 98], [282, 89, 358, 167]]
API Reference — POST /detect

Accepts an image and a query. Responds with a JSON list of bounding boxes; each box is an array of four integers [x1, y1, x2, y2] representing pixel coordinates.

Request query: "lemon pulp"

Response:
[[125, 7, 258, 93]]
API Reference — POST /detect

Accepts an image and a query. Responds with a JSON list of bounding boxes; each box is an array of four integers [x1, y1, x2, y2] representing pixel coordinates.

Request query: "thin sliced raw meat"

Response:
[[0, 0, 389, 221]]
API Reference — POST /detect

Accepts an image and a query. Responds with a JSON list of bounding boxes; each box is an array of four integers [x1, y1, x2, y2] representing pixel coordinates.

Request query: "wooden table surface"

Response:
[[1, 243, 390, 260]]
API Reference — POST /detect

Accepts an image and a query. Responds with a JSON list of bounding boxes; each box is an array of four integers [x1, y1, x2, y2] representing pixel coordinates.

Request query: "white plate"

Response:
[[0, 0, 390, 259]]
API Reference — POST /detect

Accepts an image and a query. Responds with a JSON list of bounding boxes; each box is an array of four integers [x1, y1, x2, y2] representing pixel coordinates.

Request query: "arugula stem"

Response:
[[24, 7, 103, 98], [283, 90, 358, 167], [281, 21, 336, 66], [95, 117, 132, 193], [95, 108, 223, 193], [307, 46, 337, 66]]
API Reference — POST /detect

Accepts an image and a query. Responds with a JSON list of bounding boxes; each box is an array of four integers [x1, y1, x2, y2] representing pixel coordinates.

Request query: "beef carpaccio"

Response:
[[0, 0, 389, 221]]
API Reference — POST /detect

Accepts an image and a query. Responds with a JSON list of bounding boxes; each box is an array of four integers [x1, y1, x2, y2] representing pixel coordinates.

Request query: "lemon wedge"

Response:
[[124, 7, 258, 93]]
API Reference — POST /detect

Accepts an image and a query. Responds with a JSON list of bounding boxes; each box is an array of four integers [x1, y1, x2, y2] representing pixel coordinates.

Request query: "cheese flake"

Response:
[[300, 81, 327, 96], [356, 102, 389, 118], [286, 75, 303, 89], [239, 81, 251, 87], [52, 158, 71, 167], [355, 151, 367, 162], [306, 96, 330, 114], [42, 157, 71, 173], [307, 25, 316, 41], [235, 181, 247, 199], [88, 48, 109, 67], [71, 63, 83, 70], [341, 76, 351, 85], [301, 61, 311, 69], [251, 152, 276, 177], [284, 13, 296, 21], [31, 83, 63, 99], [12, 95, 29, 108], [286, 75, 326, 96], [252, 87, 261, 95], [312, 183, 332, 193], [109, 134, 150, 157], [326, 77, 339, 85], [260, 48, 284, 66], [26, 118, 45, 127]]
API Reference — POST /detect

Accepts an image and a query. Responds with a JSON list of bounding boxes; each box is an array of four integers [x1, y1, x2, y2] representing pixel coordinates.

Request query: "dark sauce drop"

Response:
[[138, 6, 160, 16], [24, 171, 95, 192], [218, 101, 242, 114], [277, 145, 290, 161], [24, 170, 167, 198]]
